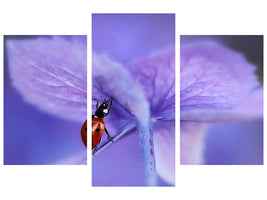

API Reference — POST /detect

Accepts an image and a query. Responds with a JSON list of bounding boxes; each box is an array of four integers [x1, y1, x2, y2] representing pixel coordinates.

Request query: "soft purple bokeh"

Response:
[[92, 14, 175, 186], [4, 35, 87, 165], [205, 120, 263, 165], [180, 35, 263, 165]]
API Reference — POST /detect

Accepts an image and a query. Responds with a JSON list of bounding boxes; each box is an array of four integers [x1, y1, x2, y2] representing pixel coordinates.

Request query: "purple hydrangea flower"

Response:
[[4, 35, 87, 165], [92, 48, 175, 186], [180, 36, 263, 165]]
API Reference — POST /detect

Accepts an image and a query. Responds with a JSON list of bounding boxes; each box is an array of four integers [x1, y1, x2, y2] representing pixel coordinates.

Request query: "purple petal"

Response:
[[6, 36, 87, 122], [180, 122, 209, 164], [180, 40, 262, 122], [126, 48, 175, 120], [181, 88, 263, 123], [154, 121, 175, 184]]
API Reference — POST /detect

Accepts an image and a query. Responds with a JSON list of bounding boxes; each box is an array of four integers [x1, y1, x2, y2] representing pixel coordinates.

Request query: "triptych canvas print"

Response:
[[3, 14, 263, 186]]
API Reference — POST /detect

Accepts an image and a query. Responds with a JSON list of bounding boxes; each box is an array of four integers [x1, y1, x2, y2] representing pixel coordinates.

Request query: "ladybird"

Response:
[[81, 97, 114, 155]]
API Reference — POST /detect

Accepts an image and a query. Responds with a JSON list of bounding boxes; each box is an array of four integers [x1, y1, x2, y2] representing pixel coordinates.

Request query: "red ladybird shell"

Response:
[[81, 120, 87, 147], [92, 117, 105, 149]]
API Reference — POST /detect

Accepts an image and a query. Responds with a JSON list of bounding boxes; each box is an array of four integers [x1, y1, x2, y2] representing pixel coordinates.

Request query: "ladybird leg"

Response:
[[93, 98, 99, 109], [93, 140, 101, 156], [108, 97, 113, 113], [105, 127, 114, 142]]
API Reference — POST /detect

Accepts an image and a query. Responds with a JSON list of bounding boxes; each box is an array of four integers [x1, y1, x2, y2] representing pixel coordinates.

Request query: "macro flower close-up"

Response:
[[4, 35, 87, 165], [92, 14, 175, 186], [180, 36, 263, 165]]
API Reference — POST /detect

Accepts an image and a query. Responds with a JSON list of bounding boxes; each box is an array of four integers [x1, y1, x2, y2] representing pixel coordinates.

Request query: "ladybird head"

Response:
[[94, 97, 113, 118], [100, 99, 109, 109]]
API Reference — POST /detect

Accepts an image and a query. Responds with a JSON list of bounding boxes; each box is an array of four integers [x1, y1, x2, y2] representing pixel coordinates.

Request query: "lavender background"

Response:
[[205, 120, 263, 164], [4, 36, 87, 165], [92, 14, 175, 63]]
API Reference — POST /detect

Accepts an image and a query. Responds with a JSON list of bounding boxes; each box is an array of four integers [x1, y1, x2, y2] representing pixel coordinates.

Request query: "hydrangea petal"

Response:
[[6, 36, 87, 122], [180, 122, 209, 164], [126, 48, 175, 120], [180, 40, 262, 122], [181, 87, 263, 123], [153, 121, 175, 184]]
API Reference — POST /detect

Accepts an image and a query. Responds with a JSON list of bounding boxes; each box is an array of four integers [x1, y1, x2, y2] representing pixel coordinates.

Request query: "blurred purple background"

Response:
[[4, 36, 87, 165], [92, 14, 175, 63], [92, 14, 175, 186], [205, 120, 263, 165]]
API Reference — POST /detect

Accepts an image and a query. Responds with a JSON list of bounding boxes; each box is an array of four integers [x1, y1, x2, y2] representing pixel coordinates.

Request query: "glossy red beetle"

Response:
[[81, 97, 114, 155]]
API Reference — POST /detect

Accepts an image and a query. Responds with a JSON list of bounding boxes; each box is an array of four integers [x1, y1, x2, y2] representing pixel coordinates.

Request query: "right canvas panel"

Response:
[[180, 35, 263, 165]]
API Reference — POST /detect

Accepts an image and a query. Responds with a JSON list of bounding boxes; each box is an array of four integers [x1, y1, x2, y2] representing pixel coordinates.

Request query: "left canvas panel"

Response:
[[4, 35, 87, 165]]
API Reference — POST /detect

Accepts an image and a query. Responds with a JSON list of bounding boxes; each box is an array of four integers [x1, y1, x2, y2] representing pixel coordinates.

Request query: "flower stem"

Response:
[[137, 121, 157, 186]]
